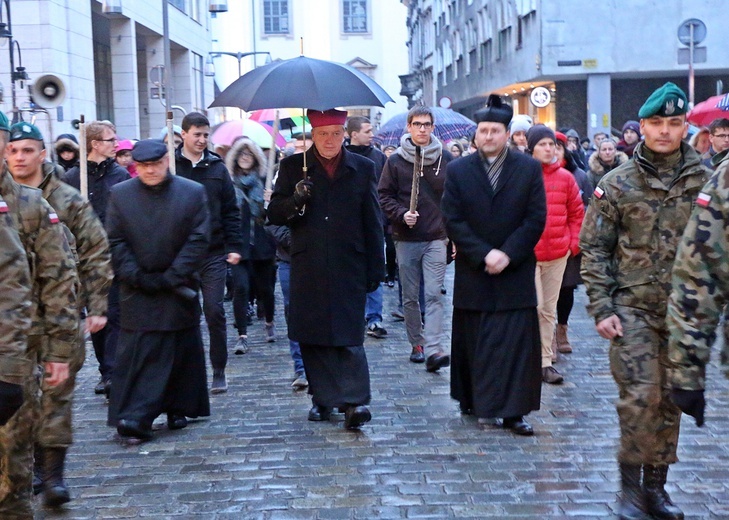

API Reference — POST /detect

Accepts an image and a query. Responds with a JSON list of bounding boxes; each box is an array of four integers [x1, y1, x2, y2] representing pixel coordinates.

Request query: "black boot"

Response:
[[617, 463, 648, 520], [43, 447, 71, 507], [643, 464, 684, 520], [32, 446, 43, 495]]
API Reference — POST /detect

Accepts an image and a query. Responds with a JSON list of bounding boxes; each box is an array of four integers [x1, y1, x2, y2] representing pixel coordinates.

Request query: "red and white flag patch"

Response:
[[696, 192, 711, 208], [0, 201, 8, 213], [593, 186, 605, 199], [48, 212, 60, 224]]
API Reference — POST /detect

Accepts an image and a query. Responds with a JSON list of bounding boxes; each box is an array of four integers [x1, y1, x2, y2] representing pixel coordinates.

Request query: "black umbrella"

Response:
[[209, 56, 393, 111]]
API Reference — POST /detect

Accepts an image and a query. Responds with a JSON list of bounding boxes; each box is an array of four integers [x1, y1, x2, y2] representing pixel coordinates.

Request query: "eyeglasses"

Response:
[[239, 151, 255, 158], [410, 122, 433, 130], [712, 133, 729, 140], [96, 137, 119, 143]]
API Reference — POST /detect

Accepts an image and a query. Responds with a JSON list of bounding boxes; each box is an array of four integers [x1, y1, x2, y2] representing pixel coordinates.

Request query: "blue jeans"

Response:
[[200, 254, 228, 371], [277, 261, 304, 376], [365, 285, 383, 326]]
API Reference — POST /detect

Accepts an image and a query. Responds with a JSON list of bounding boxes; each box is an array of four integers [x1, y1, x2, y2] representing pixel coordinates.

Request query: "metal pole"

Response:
[[163, 0, 173, 117], [4, 0, 18, 123], [688, 23, 695, 109]]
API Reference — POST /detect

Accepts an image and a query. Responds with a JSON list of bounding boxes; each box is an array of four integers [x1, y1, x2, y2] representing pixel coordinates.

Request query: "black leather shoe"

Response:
[[344, 405, 371, 429], [94, 377, 107, 395], [307, 405, 331, 422], [459, 403, 473, 415], [117, 419, 153, 440], [426, 353, 451, 372], [167, 414, 188, 430], [503, 416, 534, 436]]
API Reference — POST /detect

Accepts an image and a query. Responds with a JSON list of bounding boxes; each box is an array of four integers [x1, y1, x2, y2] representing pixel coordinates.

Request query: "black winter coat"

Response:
[[175, 146, 243, 257], [63, 158, 130, 224], [441, 150, 546, 312], [267, 147, 385, 346], [105, 175, 210, 331]]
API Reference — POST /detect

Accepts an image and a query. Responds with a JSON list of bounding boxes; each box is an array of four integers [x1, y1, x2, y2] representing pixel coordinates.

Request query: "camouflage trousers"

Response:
[[610, 306, 681, 465], [29, 327, 85, 448], [0, 367, 40, 519]]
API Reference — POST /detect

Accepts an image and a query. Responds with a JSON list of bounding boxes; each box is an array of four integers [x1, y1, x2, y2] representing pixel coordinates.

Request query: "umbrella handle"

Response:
[[167, 112, 176, 175], [409, 146, 421, 213], [79, 115, 88, 200]]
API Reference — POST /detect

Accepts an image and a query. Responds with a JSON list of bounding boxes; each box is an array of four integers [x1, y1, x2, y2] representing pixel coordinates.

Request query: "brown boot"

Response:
[[556, 324, 572, 353]]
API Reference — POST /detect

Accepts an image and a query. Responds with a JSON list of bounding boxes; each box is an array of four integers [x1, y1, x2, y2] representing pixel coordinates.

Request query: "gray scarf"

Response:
[[397, 133, 444, 167]]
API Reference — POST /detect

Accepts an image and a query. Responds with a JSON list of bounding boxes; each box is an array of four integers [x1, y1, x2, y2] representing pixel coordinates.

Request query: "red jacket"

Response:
[[534, 161, 584, 262]]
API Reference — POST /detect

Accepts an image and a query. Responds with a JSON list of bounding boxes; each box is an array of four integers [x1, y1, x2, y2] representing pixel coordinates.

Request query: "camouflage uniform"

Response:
[[580, 141, 710, 465], [35, 163, 112, 448], [0, 194, 35, 519], [668, 154, 729, 389]]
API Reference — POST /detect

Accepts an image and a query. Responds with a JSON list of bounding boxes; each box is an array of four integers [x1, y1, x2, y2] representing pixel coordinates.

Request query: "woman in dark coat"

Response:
[[267, 109, 384, 429], [588, 139, 629, 187], [226, 137, 277, 353]]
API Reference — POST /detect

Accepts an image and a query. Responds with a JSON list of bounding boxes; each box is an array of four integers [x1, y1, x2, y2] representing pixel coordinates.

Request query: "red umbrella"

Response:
[[687, 94, 729, 127]]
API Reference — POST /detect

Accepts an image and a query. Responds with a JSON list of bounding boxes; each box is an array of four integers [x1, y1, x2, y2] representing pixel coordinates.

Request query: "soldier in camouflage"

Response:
[[667, 150, 729, 424], [0, 116, 78, 512], [6, 122, 113, 506], [580, 82, 709, 520], [0, 193, 34, 519]]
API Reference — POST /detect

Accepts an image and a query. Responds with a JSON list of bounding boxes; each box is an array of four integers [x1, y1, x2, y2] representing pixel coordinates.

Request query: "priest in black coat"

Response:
[[441, 96, 547, 436], [105, 139, 211, 441], [267, 109, 384, 430]]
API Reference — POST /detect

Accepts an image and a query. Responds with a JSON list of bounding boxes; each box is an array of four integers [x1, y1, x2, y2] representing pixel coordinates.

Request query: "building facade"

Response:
[[209, 0, 410, 129], [0, 0, 215, 145], [402, 0, 729, 138]]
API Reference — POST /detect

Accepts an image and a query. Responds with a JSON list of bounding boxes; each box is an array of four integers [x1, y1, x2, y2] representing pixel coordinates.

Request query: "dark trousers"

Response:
[[231, 262, 250, 336], [200, 254, 228, 371], [91, 279, 120, 380], [385, 231, 397, 281], [556, 285, 575, 325], [249, 259, 276, 323]]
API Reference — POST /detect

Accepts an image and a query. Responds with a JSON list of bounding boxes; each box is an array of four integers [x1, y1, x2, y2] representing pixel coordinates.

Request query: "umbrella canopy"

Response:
[[249, 108, 309, 130], [373, 107, 476, 148], [687, 94, 729, 127], [209, 56, 393, 111], [210, 119, 287, 149]]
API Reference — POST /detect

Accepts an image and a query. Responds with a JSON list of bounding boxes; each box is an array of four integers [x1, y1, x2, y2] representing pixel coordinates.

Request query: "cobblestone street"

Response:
[[35, 268, 729, 519]]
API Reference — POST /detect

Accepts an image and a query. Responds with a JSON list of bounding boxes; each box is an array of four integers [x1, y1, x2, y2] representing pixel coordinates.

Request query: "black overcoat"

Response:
[[441, 149, 547, 311], [105, 175, 210, 331], [267, 147, 384, 346]]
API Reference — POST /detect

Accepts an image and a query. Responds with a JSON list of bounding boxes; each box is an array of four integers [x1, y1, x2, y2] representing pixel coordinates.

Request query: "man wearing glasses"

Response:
[[701, 118, 729, 170], [64, 121, 130, 399], [378, 106, 453, 372]]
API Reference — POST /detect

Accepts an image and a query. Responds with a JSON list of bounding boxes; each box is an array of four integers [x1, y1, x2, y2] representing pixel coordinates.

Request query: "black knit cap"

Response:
[[473, 94, 513, 127], [526, 125, 556, 153]]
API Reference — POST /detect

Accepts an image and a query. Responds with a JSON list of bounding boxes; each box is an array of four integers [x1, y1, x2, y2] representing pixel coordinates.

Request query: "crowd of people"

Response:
[[2, 80, 729, 519]]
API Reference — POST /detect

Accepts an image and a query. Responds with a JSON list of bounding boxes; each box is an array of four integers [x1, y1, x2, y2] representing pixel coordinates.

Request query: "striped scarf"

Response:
[[482, 145, 508, 190]]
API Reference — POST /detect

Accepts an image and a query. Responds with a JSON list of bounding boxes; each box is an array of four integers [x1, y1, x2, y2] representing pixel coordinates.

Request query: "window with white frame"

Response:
[[263, 0, 290, 35], [343, 0, 368, 34]]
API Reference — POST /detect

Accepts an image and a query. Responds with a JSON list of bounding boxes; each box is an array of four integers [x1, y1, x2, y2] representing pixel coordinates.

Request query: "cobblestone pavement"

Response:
[[35, 267, 729, 519]]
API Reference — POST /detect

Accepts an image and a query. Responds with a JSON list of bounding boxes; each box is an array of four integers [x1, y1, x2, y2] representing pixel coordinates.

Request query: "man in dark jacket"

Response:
[[441, 94, 547, 436], [63, 120, 129, 397], [378, 106, 452, 371], [175, 112, 243, 394], [346, 116, 388, 339], [106, 139, 211, 442], [267, 109, 384, 430]]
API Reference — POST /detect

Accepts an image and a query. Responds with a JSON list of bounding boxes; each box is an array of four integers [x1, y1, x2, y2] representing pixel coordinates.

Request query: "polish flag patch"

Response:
[[0, 201, 8, 213], [48, 212, 59, 224], [593, 186, 605, 199], [696, 192, 712, 208]]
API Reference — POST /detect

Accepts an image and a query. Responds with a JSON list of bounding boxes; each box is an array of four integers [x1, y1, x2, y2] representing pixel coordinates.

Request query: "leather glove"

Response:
[[0, 381, 24, 427], [670, 388, 705, 427], [293, 179, 313, 207], [137, 273, 170, 293], [366, 280, 380, 293]]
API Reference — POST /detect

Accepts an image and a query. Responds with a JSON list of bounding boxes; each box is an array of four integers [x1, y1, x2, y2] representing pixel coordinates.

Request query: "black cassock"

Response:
[[267, 147, 384, 408], [105, 174, 211, 427], [441, 149, 547, 419]]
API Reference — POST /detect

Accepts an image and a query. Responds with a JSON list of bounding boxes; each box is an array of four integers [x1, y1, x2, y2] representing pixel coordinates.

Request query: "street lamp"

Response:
[[208, 0, 228, 13], [204, 51, 271, 79], [0, 0, 28, 123]]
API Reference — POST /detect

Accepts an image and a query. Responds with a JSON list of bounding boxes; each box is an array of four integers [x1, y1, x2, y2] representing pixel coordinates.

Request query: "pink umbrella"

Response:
[[687, 94, 729, 127], [210, 119, 286, 149]]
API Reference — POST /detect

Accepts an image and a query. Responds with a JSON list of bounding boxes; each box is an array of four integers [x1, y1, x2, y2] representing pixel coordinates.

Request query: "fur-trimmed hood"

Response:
[[226, 137, 268, 179], [588, 150, 629, 175]]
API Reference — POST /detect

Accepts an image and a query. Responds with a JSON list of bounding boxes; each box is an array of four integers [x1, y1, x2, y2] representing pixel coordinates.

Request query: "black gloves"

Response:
[[671, 388, 705, 427], [293, 179, 313, 207], [0, 381, 24, 426], [137, 273, 171, 293], [366, 281, 380, 293]]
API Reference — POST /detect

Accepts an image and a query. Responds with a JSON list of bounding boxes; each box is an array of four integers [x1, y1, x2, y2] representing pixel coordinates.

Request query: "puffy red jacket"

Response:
[[534, 161, 584, 262]]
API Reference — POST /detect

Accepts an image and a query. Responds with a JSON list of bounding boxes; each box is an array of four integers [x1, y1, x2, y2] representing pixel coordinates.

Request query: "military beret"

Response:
[[638, 82, 688, 119], [0, 111, 9, 132], [132, 139, 168, 162], [9, 122, 43, 142], [474, 94, 513, 127]]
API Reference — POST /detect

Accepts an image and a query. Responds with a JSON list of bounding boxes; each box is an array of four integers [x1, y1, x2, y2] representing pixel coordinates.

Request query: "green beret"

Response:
[[9, 122, 44, 142], [0, 111, 9, 132], [638, 82, 688, 119]]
